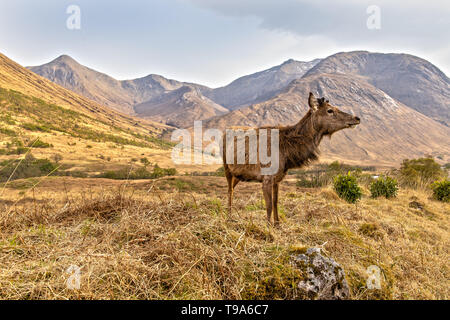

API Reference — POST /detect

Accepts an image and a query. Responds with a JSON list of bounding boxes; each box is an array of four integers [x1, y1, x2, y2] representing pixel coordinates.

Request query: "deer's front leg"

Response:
[[262, 177, 273, 225], [272, 182, 280, 226]]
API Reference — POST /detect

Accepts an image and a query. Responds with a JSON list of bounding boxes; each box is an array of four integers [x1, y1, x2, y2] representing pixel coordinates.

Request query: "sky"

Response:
[[0, 0, 449, 88]]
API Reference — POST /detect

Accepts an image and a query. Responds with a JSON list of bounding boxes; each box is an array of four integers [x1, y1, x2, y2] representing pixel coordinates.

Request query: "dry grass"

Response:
[[0, 176, 448, 300]]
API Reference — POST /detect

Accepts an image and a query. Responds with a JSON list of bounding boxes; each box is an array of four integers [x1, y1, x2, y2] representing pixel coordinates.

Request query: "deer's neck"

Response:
[[283, 112, 324, 170]]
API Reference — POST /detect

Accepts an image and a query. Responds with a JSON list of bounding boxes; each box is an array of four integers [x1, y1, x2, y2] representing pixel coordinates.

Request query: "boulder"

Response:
[[293, 248, 350, 300]]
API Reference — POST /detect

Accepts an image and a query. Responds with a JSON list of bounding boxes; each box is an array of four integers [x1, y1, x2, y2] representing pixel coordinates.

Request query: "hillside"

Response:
[[305, 51, 450, 126], [134, 85, 228, 128], [1, 53, 167, 134], [0, 52, 182, 176], [203, 58, 321, 109], [203, 73, 450, 166]]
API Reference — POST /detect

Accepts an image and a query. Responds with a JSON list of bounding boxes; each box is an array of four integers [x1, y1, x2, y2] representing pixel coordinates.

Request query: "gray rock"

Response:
[[293, 248, 350, 300]]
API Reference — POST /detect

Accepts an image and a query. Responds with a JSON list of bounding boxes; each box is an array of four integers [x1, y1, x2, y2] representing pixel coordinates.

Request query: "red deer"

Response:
[[222, 92, 360, 226]]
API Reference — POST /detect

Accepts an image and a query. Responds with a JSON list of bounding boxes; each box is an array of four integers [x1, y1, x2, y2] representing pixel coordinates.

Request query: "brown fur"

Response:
[[223, 92, 360, 225]]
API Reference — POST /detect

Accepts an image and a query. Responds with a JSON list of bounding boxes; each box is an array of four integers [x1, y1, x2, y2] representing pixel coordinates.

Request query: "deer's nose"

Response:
[[355, 116, 360, 122]]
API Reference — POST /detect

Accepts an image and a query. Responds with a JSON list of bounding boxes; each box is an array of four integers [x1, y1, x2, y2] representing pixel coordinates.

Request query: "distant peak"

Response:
[[281, 58, 297, 65], [281, 58, 321, 66], [52, 54, 78, 64]]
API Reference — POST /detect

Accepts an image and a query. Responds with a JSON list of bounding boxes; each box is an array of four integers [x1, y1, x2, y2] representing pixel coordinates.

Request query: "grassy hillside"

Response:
[[0, 175, 448, 299], [0, 87, 181, 178]]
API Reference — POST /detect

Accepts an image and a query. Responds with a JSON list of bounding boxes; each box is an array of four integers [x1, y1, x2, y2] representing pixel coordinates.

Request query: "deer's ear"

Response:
[[308, 92, 319, 111]]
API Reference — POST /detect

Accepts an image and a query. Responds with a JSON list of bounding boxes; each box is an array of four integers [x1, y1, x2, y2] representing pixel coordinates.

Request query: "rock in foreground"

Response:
[[293, 248, 350, 300]]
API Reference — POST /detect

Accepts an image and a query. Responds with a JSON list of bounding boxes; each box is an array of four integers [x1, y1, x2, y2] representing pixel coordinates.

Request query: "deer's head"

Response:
[[308, 92, 360, 136]]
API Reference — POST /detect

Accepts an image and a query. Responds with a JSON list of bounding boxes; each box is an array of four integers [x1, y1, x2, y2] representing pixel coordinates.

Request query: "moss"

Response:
[[358, 223, 383, 239], [242, 247, 305, 300], [288, 245, 307, 255], [245, 223, 274, 242]]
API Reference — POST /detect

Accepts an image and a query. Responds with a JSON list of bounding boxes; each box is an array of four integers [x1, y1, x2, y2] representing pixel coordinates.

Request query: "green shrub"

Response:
[[333, 173, 362, 203], [97, 164, 177, 180], [370, 176, 398, 199], [295, 161, 375, 188], [97, 169, 129, 180], [150, 164, 177, 178], [5, 147, 30, 155], [55, 170, 88, 178], [214, 166, 225, 177], [398, 157, 444, 188], [140, 157, 150, 167], [431, 180, 450, 202], [28, 140, 53, 148], [0, 126, 17, 137], [21, 122, 52, 132], [0, 154, 58, 182]]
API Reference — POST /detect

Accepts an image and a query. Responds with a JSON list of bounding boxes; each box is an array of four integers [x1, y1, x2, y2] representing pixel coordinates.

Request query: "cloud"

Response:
[[185, 0, 450, 76], [187, 0, 449, 43], [1, 0, 448, 87]]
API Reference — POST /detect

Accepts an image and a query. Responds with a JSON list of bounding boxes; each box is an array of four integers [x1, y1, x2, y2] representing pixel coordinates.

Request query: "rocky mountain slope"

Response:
[[203, 58, 321, 109], [28, 55, 211, 119], [305, 51, 450, 126], [134, 85, 228, 128], [203, 73, 450, 166], [28, 55, 136, 114]]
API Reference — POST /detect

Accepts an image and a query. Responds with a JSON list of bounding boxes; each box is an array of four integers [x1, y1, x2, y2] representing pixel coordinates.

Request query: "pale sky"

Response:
[[0, 0, 449, 87]]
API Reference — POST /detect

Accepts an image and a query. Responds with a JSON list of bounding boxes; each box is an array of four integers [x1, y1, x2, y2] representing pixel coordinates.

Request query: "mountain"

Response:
[[203, 72, 450, 166], [134, 85, 228, 128], [305, 51, 450, 126], [1, 53, 167, 133], [29, 55, 208, 115], [28, 55, 137, 114], [26, 51, 450, 166], [0, 52, 174, 174], [203, 58, 321, 109]]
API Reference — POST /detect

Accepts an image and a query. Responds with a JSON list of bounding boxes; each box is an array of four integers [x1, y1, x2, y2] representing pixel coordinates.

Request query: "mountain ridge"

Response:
[[304, 51, 450, 126], [27, 55, 211, 115], [202, 58, 321, 109], [203, 72, 450, 165]]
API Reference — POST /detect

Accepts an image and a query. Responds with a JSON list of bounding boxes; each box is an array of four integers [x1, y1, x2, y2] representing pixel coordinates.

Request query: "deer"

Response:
[[222, 92, 360, 226]]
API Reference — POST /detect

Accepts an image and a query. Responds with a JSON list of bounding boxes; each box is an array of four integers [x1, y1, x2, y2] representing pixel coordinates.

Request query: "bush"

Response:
[[370, 176, 398, 199], [140, 157, 150, 167], [295, 161, 375, 188], [21, 122, 51, 132], [55, 170, 88, 178], [150, 164, 176, 178], [6, 147, 30, 155], [0, 126, 17, 137], [398, 157, 444, 188], [97, 164, 177, 180], [333, 173, 362, 203], [0, 154, 58, 182], [214, 167, 225, 177], [28, 140, 53, 148], [431, 180, 450, 202]]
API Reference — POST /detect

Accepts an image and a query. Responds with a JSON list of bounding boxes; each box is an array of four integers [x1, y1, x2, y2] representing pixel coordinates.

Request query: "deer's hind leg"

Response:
[[262, 177, 273, 225]]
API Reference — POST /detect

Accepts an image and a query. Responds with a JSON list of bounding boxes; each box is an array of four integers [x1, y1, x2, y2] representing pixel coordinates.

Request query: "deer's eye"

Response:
[[327, 109, 334, 114]]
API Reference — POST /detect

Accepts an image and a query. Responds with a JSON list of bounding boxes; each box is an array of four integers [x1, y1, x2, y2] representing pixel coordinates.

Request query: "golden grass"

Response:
[[0, 175, 448, 300]]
